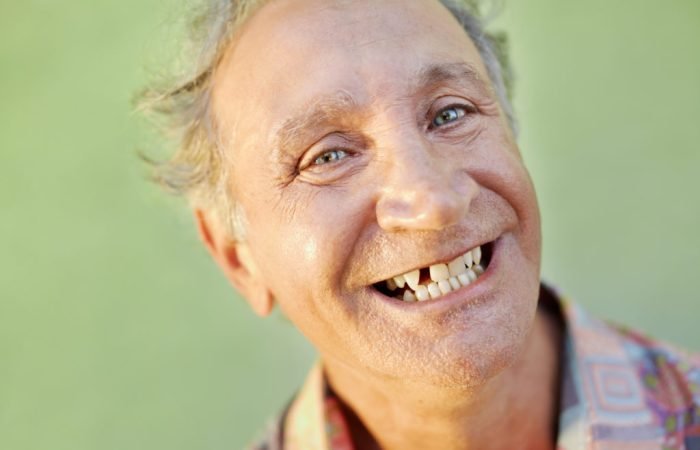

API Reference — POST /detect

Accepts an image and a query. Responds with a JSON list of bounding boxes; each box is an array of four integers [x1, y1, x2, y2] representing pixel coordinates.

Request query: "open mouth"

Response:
[[373, 242, 494, 302]]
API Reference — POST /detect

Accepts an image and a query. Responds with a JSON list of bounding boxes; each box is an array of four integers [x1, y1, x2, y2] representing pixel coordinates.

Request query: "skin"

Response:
[[199, 0, 560, 448]]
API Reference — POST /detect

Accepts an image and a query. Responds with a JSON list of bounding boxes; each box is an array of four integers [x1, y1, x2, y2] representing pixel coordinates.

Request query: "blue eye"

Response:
[[313, 149, 348, 166], [432, 106, 467, 127]]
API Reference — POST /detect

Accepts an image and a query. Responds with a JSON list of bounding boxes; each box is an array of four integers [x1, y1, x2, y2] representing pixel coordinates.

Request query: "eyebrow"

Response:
[[273, 90, 359, 163], [415, 61, 488, 94], [271, 62, 489, 161]]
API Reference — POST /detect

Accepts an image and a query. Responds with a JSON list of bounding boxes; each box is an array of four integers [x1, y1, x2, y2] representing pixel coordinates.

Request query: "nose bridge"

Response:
[[391, 132, 446, 192], [375, 126, 478, 231]]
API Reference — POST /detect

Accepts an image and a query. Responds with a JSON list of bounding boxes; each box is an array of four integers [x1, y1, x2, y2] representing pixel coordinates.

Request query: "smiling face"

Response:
[[210, 0, 542, 388]]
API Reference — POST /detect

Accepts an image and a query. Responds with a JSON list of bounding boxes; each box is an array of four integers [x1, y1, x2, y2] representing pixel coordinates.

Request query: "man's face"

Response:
[[212, 0, 542, 387]]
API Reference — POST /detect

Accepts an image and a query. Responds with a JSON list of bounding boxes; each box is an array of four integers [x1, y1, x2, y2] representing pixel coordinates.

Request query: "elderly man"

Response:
[[142, 0, 700, 448]]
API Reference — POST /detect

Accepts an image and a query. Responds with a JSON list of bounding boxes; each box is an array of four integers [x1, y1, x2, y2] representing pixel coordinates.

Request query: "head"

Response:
[[143, 0, 541, 388]]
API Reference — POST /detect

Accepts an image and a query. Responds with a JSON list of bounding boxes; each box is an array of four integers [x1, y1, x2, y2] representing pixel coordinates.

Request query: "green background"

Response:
[[1, 0, 698, 448]]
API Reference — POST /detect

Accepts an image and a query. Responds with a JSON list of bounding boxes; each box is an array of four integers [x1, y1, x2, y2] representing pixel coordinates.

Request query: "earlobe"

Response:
[[233, 243, 275, 317], [194, 209, 275, 317]]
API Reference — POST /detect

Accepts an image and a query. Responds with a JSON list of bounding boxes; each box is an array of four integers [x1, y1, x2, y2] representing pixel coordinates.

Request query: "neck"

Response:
[[323, 307, 563, 450]]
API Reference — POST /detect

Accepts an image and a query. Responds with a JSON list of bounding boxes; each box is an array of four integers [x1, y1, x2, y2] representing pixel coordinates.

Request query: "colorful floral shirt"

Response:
[[252, 288, 700, 449]]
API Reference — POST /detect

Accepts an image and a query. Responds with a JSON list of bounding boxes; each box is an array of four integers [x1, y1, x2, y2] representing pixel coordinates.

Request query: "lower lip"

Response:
[[370, 237, 503, 314]]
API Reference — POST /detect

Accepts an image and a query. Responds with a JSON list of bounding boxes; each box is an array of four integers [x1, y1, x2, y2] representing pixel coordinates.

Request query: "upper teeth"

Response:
[[473, 246, 481, 265], [403, 269, 420, 291], [384, 246, 486, 302], [429, 264, 449, 282]]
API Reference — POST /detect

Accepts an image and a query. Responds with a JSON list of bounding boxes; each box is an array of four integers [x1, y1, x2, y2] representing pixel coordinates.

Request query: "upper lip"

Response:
[[367, 237, 496, 286]]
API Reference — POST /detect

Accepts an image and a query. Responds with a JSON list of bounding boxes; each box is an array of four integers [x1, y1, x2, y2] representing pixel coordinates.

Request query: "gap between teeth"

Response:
[[386, 246, 484, 302]]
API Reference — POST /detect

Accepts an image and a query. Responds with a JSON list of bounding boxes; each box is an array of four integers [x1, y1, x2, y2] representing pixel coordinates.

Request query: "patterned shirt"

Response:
[[252, 287, 700, 449]]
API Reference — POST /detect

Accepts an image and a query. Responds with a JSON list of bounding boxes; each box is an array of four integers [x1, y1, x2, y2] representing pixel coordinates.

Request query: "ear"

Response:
[[194, 209, 274, 317]]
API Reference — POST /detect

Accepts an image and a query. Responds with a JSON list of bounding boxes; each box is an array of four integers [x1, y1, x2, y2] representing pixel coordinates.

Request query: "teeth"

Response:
[[427, 282, 441, 299], [438, 280, 452, 295], [415, 285, 430, 302], [403, 290, 416, 302], [404, 269, 420, 290], [463, 251, 473, 268], [429, 263, 450, 282], [448, 256, 467, 277], [387, 244, 488, 303]]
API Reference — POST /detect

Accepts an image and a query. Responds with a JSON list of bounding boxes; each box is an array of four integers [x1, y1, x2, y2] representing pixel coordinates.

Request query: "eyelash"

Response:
[[312, 148, 349, 166], [429, 104, 472, 130]]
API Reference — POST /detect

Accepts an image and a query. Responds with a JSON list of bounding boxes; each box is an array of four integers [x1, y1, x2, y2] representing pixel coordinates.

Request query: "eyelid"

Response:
[[296, 146, 366, 186], [297, 131, 367, 171], [312, 148, 349, 167], [298, 143, 354, 173], [427, 101, 476, 130]]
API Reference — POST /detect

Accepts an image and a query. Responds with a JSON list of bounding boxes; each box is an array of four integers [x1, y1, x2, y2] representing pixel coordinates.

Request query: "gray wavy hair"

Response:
[[138, 0, 516, 239]]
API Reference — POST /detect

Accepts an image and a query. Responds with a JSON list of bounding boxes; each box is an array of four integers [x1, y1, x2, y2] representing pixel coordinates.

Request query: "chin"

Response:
[[426, 281, 541, 388]]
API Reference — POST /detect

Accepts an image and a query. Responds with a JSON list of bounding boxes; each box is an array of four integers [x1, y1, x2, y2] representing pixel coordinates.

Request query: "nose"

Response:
[[375, 135, 479, 232]]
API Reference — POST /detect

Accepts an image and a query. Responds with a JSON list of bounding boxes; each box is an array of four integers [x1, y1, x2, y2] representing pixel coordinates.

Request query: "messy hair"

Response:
[[137, 0, 515, 238]]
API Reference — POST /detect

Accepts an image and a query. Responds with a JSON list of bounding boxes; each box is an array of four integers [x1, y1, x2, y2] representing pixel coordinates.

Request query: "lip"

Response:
[[367, 235, 503, 315]]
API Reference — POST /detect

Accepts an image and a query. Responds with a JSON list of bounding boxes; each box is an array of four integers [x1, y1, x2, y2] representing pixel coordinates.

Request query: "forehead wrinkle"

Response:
[[414, 61, 491, 95]]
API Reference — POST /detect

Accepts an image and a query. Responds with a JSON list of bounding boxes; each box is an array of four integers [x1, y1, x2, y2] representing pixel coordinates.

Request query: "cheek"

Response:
[[242, 180, 369, 298], [469, 141, 541, 260], [242, 185, 375, 356]]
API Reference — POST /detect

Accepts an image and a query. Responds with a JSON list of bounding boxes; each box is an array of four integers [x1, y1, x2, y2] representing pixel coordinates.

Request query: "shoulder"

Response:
[[564, 299, 700, 407], [247, 362, 329, 449], [610, 321, 700, 415], [246, 392, 298, 450], [560, 298, 700, 446], [246, 411, 286, 450]]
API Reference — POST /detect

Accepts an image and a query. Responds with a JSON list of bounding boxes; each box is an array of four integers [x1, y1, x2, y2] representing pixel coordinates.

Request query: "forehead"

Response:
[[211, 0, 490, 153]]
